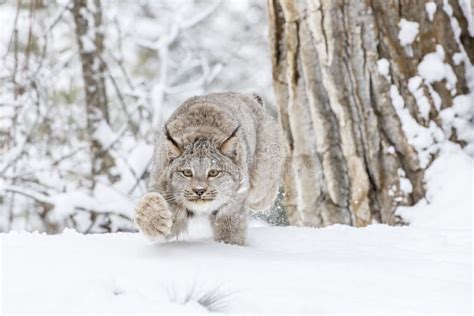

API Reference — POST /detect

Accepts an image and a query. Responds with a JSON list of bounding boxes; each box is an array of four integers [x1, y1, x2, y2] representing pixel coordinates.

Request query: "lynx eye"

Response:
[[208, 169, 220, 177], [182, 169, 193, 177]]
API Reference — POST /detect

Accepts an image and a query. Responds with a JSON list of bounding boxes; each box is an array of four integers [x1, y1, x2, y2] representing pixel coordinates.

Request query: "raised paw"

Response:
[[134, 192, 173, 242]]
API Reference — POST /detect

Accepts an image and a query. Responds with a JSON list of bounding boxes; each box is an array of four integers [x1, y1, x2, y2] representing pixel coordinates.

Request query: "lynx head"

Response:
[[164, 125, 242, 214]]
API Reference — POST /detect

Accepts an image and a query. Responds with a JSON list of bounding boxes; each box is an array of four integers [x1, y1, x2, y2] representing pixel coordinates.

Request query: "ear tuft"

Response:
[[164, 125, 182, 160], [219, 125, 240, 160]]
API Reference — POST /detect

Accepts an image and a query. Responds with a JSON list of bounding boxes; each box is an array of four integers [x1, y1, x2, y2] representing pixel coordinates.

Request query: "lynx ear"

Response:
[[219, 125, 240, 160], [164, 125, 182, 160]]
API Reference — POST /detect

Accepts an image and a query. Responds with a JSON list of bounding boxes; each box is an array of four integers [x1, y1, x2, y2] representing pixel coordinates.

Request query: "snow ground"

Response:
[[1, 225, 472, 313], [1, 144, 472, 314]]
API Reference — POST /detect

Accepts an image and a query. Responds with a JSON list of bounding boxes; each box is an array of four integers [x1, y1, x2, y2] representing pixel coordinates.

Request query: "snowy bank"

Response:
[[2, 224, 471, 313]]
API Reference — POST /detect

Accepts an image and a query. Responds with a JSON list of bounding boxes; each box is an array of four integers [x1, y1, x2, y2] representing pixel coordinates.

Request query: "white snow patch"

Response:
[[426, 84, 442, 111], [50, 191, 96, 220], [443, 62, 457, 91], [114, 141, 154, 193], [439, 107, 456, 128], [389, 85, 444, 168], [397, 168, 413, 194], [417, 45, 458, 94], [80, 35, 96, 53], [48, 185, 134, 221], [425, 2, 437, 22], [2, 220, 472, 313], [408, 76, 431, 120], [408, 75, 422, 92], [418, 48, 445, 84], [377, 58, 390, 78], [439, 94, 474, 148], [442, 0, 463, 40], [385, 146, 395, 154], [397, 142, 472, 230], [452, 94, 474, 144], [92, 120, 116, 149], [459, 0, 474, 36], [399, 177, 413, 194], [453, 52, 464, 65], [452, 94, 473, 117], [398, 18, 419, 46]]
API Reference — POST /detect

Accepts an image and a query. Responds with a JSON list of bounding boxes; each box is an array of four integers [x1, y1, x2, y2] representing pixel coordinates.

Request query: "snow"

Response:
[[376, 58, 390, 78], [452, 94, 473, 117], [92, 120, 117, 149], [389, 84, 444, 168], [50, 192, 90, 220], [385, 145, 395, 154], [459, 0, 474, 36], [425, 2, 437, 22], [92, 183, 135, 217], [2, 226, 471, 313], [417, 45, 459, 94], [397, 168, 413, 194], [408, 75, 431, 120], [451, 94, 474, 144], [453, 51, 464, 65], [80, 34, 96, 53], [417, 46, 446, 84], [426, 83, 442, 111], [399, 177, 413, 194], [439, 94, 474, 149], [2, 141, 472, 313], [397, 142, 472, 230], [398, 18, 419, 46], [443, 0, 463, 40], [444, 62, 458, 91], [113, 141, 154, 193]]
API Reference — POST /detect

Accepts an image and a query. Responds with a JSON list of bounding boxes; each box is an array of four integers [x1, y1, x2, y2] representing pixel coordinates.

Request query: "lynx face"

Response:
[[168, 138, 240, 214], [140, 92, 285, 245]]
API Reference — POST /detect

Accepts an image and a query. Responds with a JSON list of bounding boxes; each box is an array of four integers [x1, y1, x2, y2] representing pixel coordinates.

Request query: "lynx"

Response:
[[135, 92, 285, 245]]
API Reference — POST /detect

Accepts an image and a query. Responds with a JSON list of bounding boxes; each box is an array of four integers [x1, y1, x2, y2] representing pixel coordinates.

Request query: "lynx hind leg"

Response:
[[248, 182, 279, 211], [248, 122, 285, 211], [211, 212, 247, 246], [134, 192, 173, 242]]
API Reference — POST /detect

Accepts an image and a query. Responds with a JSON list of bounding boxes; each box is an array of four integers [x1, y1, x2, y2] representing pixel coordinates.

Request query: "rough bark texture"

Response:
[[268, 0, 473, 227], [72, 0, 115, 187]]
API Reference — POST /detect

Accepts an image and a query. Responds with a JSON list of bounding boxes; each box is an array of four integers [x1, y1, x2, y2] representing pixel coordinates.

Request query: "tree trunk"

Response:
[[268, 0, 473, 227], [72, 0, 115, 187]]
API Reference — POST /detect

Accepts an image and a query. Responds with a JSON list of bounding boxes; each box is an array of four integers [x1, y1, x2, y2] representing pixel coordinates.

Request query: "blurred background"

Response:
[[0, 0, 278, 233]]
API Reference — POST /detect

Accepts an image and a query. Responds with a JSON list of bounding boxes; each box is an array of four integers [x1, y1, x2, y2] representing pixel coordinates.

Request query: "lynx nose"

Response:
[[193, 188, 206, 197]]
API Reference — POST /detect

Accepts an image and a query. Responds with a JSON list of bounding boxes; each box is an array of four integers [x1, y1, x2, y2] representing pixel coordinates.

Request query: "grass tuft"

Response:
[[167, 281, 235, 312]]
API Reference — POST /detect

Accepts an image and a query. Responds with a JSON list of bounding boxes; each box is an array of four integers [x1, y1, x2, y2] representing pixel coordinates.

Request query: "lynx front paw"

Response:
[[134, 192, 173, 242]]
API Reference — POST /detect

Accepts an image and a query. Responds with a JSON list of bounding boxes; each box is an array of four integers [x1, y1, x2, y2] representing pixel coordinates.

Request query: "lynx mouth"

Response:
[[187, 199, 214, 204], [184, 198, 220, 214]]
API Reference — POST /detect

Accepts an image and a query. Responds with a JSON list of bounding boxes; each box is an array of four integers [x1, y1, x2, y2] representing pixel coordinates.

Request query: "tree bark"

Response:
[[268, 0, 473, 227], [72, 0, 115, 187]]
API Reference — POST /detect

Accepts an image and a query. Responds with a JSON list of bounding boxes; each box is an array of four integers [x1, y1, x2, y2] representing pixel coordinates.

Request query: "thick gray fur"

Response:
[[134, 92, 285, 245]]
